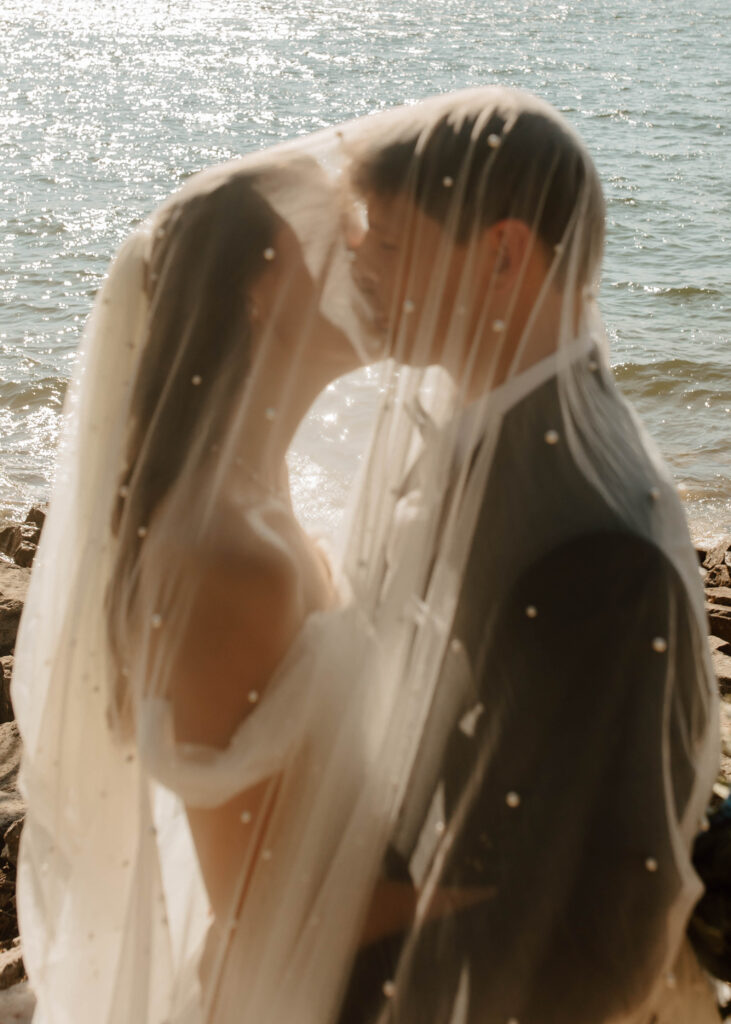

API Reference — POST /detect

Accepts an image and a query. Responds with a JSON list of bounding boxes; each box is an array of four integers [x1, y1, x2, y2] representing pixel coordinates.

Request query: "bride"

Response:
[[12, 88, 719, 1023], [106, 158, 366, 934]]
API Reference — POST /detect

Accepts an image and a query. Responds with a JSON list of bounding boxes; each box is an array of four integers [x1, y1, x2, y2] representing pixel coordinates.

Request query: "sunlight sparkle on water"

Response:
[[1, 0, 728, 533]]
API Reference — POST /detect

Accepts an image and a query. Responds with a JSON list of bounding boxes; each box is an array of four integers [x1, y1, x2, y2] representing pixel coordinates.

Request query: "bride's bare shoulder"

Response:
[[166, 502, 333, 747]]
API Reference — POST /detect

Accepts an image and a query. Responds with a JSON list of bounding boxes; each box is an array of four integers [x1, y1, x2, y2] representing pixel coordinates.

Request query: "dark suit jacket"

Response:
[[338, 358, 715, 1024]]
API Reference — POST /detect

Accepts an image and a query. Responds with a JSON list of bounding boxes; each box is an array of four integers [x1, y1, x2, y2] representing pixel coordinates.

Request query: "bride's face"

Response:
[[247, 218, 362, 375]]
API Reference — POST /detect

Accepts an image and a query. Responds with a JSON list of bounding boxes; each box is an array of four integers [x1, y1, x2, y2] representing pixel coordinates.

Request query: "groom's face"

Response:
[[352, 191, 471, 367], [353, 188, 564, 392]]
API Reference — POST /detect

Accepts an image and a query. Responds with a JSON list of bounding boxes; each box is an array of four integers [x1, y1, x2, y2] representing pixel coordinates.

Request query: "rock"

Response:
[[0, 980, 35, 1020], [0, 946, 24, 991], [703, 536, 731, 571], [8, 527, 39, 570], [0, 662, 13, 726], [708, 604, 731, 645], [0, 658, 12, 726], [706, 564, 731, 588], [0, 527, 21, 562], [0, 508, 44, 570], [0, 905, 17, 947], [23, 508, 45, 530], [707, 587, 731, 608], [0, 662, 11, 725], [0, 872, 14, 914], [0, 724, 21, 792], [3, 819, 24, 868], [11, 527, 40, 571], [0, 724, 25, 840], [714, 646, 731, 696], [0, 565, 30, 658], [12, 547, 35, 569], [721, 701, 731, 788]]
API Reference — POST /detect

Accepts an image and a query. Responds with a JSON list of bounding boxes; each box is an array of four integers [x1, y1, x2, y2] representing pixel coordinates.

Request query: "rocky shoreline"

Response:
[[0, 510, 40, 1001], [0, 510, 729, 1015]]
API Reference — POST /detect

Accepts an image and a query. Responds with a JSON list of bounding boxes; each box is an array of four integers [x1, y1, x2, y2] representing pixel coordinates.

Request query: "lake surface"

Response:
[[1, 0, 729, 540]]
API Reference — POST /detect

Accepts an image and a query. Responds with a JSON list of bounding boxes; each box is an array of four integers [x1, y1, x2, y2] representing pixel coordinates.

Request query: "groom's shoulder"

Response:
[[497, 527, 707, 685], [517, 529, 681, 616]]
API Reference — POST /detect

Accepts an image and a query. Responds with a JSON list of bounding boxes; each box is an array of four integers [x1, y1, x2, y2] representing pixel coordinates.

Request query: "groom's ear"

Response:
[[479, 218, 539, 290]]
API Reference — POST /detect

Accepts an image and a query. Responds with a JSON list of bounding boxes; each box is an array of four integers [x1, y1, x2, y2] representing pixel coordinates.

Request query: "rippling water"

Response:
[[1, 0, 729, 539]]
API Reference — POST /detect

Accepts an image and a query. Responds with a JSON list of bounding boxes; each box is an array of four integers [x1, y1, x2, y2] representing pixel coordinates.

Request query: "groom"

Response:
[[340, 96, 719, 1023]]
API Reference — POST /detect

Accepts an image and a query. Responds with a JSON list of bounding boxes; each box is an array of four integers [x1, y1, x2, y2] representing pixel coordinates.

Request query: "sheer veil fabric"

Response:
[[13, 88, 719, 1023]]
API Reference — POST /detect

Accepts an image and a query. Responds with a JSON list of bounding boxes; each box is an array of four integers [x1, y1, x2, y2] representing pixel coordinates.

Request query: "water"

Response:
[[1, 0, 729, 540]]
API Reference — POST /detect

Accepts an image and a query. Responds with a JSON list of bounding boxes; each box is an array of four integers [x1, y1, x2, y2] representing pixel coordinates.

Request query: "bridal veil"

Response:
[[12, 88, 719, 1023]]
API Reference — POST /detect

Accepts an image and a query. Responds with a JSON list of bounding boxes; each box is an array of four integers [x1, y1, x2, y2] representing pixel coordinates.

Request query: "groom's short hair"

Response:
[[353, 107, 605, 280]]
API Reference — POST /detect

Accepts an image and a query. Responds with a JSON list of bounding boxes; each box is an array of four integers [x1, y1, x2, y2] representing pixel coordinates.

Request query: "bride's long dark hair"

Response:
[[107, 173, 281, 725], [114, 174, 279, 548]]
